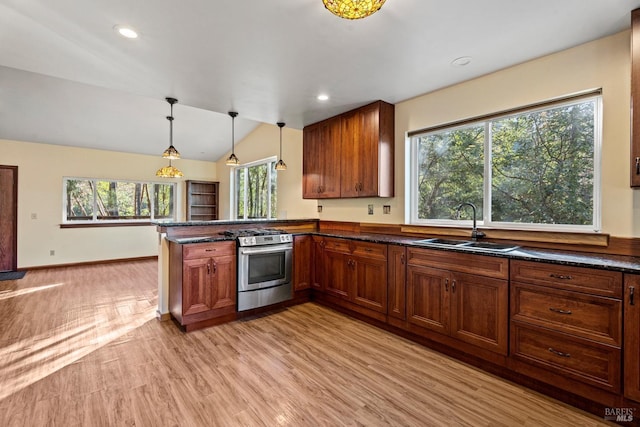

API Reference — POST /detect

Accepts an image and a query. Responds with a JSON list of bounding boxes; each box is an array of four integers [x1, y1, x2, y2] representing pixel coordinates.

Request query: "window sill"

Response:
[[60, 222, 153, 229]]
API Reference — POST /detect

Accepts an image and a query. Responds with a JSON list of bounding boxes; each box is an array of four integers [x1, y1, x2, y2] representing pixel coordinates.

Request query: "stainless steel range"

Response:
[[227, 229, 293, 312]]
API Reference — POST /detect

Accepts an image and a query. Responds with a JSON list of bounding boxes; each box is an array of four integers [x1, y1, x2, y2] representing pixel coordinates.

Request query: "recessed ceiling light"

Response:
[[114, 25, 138, 39], [451, 56, 472, 67], [317, 94, 329, 101]]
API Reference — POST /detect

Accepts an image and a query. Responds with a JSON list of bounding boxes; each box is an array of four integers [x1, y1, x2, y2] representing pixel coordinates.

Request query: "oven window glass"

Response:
[[248, 252, 285, 284]]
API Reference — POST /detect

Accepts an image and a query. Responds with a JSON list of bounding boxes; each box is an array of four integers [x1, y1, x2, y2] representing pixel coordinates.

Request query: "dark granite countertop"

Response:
[[161, 223, 640, 274], [153, 218, 318, 227], [308, 230, 640, 274]]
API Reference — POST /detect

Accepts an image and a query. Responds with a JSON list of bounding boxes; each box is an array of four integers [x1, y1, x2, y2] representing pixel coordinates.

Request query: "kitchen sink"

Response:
[[413, 238, 519, 253]]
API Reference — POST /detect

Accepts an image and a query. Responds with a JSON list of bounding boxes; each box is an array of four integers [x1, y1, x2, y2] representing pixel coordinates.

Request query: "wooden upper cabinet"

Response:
[[340, 101, 394, 198], [303, 100, 394, 199], [632, 8, 640, 187], [302, 117, 341, 198]]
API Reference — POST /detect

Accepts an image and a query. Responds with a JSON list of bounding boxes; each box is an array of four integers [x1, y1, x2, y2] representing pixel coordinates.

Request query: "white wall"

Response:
[[216, 123, 318, 220], [318, 31, 638, 238], [1, 139, 217, 268]]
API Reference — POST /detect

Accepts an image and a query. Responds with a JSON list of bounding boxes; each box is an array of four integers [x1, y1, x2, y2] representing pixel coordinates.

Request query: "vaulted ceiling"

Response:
[[1, 0, 638, 161]]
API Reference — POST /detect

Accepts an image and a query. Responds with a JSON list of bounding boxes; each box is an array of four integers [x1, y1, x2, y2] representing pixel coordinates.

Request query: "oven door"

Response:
[[238, 243, 292, 292]]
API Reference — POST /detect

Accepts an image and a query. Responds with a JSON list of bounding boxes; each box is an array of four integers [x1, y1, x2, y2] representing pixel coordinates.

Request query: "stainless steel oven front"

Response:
[[237, 240, 293, 311]]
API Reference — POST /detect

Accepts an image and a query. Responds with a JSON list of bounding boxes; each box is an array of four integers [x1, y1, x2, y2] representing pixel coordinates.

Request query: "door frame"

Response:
[[0, 165, 18, 271]]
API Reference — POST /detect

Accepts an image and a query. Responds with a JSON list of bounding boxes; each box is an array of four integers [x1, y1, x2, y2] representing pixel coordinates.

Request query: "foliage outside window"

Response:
[[64, 178, 176, 223], [409, 94, 601, 231], [234, 158, 277, 220]]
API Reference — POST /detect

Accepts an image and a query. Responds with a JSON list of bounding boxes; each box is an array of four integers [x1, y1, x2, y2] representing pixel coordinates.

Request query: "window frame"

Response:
[[62, 177, 177, 225], [230, 156, 278, 220], [407, 92, 603, 232]]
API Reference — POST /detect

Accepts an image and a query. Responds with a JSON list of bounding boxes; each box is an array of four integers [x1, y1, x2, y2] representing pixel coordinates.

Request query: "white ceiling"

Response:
[[1, 0, 639, 161]]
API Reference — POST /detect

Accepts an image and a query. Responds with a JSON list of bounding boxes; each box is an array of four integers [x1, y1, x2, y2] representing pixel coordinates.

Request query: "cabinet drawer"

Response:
[[324, 238, 352, 254], [352, 241, 387, 260], [511, 324, 620, 392], [511, 283, 621, 346], [183, 241, 235, 260], [510, 260, 622, 298]]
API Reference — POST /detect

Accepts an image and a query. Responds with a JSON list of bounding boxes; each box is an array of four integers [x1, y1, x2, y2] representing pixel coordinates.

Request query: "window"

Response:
[[408, 92, 602, 231], [233, 157, 277, 220], [64, 178, 176, 223]]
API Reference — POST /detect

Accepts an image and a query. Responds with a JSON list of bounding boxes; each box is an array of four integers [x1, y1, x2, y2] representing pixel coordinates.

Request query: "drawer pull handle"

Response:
[[364, 248, 372, 252], [548, 348, 571, 358], [451, 280, 456, 293], [636, 157, 640, 175], [631, 286, 636, 306], [549, 274, 572, 280], [444, 278, 449, 292], [549, 307, 572, 315]]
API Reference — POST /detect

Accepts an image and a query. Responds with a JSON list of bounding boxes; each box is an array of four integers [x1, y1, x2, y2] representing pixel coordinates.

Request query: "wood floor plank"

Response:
[[0, 259, 615, 426]]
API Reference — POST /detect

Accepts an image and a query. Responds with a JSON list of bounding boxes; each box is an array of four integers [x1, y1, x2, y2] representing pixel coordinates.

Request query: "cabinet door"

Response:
[[407, 265, 449, 334], [183, 257, 214, 316], [211, 254, 236, 310], [340, 109, 363, 198], [355, 103, 380, 197], [293, 235, 312, 291], [325, 249, 350, 299], [302, 124, 322, 198], [625, 274, 640, 401], [450, 272, 508, 355], [303, 118, 341, 199], [387, 246, 406, 320], [352, 254, 387, 313], [311, 237, 325, 290]]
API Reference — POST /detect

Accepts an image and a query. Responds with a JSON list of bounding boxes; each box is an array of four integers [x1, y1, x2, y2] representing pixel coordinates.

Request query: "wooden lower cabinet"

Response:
[[313, 237, 388, 316], [407, 259, 508, 355], [509, 260, 623, 400], [625, 274, 640, 402], [293, 235, 312, 291], [169, 240, 236, 331], [387, 245, 407, 320]]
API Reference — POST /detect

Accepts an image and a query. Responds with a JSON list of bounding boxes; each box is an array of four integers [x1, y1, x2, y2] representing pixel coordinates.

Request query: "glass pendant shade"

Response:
[[225, 153, 240, 166], [226, 111, 239, 166], [322, 0, 386, 20], [275, 122, 287, 171], [162, 144, 180, 159], [156, 160, 183, 178]]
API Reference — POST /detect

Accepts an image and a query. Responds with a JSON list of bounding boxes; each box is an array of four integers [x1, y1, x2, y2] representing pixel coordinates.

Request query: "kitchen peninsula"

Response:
[[155, 218, 640, 420]]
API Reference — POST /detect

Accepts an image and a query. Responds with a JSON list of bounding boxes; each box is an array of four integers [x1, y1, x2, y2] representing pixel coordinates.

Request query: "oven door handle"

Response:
[[239, 244, 293, 255]]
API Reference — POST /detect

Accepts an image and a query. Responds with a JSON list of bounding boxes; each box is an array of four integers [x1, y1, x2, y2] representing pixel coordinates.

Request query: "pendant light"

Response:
[[275, 122, 287, 171], [225, 111, 240, 166], [322, 0, 386, 20], [156, 97, 184, 178], [161, 98, 180, 159]]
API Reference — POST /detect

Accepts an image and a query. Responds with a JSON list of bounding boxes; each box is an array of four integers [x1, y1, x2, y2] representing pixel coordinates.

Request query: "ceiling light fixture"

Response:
[[156, 97, 183, 178], [317, 94, 329, 101], [322, 0, 386, 20], [114, 25, 138, 39], [226, 111, 240, 166], [275, 122, 287, 171]]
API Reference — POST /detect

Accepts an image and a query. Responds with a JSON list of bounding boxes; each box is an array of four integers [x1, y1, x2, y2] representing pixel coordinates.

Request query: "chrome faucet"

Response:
[[455, 202, 485, 241]]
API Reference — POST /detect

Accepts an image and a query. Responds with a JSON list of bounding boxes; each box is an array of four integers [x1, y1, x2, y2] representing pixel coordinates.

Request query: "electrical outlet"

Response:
[[383, 205, 391, 214], [49, 250, 55, 256], [317, 205, 323, 213], [31, 213, 37, 220], [368, 204, 374, 215]]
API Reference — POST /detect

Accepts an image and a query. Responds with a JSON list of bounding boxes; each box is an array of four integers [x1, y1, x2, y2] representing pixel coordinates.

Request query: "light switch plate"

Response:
[[368, 204, 374, 215], [383, 205, 391, 214]]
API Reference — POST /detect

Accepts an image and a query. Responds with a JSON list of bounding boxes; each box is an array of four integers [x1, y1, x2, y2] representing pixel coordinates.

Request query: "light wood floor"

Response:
[[0, 259, 614, 426]]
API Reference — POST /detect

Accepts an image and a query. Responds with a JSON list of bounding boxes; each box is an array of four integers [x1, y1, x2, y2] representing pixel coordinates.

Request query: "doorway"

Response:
[[0, 166, 18, 272]]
